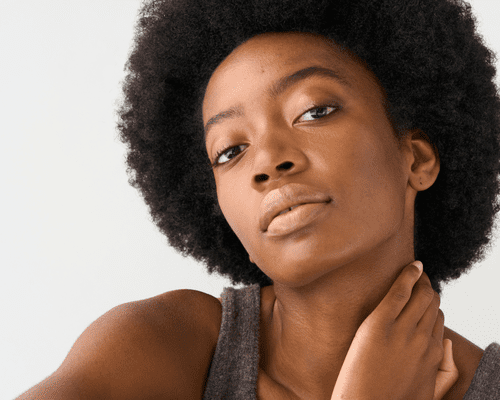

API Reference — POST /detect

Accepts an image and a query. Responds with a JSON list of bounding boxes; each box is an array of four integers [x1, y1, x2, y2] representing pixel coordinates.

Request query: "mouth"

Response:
[[259, 183, 332, 233], [265, 201, 330, 237], [276, 204, 303, 216]]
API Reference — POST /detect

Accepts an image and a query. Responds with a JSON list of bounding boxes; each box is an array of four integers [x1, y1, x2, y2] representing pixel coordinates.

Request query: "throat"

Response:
[[257, 286, 351, 400]]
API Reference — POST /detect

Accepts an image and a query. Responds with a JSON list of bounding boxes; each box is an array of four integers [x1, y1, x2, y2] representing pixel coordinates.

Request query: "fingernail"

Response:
[[413, 261, 423, 271]]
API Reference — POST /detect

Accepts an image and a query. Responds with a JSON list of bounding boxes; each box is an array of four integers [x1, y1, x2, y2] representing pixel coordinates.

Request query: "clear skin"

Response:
[[203, 32, 456, 399]]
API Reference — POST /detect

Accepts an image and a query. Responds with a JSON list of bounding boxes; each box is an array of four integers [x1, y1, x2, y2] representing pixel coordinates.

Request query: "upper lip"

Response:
[[259, 183, 331, 232]]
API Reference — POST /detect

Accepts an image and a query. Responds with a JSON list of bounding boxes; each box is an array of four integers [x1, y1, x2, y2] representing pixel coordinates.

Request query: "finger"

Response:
[[431, 308, 445, 340], [433, 339, 459, 400], [373, 261, 423, 322], [415, 290, 441, 336], [439, 340, 459, 374], [397, 271, 436, 326]]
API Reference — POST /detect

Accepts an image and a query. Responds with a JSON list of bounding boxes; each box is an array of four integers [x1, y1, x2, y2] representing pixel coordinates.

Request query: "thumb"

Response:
[[433, 339, 459, 400]]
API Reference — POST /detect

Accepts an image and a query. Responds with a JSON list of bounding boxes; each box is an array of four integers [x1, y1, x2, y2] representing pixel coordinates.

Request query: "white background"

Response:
[[1, 1, 499, 398]]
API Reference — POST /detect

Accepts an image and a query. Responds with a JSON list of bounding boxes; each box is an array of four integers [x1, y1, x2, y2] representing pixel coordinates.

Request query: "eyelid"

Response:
[[211, 143, 247, 168], [294, 102, 341, 124], [211, 102, 341, 168]]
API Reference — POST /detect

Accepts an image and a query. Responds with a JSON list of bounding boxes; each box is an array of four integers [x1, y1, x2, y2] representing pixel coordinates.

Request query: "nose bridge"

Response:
[[251, 114, 303, 182], [254, 115, 290, 152]]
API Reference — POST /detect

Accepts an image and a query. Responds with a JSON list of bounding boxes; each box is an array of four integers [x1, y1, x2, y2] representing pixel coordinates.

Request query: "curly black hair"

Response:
[[117, 0, 500, 294]]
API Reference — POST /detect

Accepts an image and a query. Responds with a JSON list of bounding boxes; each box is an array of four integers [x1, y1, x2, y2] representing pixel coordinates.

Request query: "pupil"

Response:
[[228, 147, 239, 158], [314, 107, 327, 118]]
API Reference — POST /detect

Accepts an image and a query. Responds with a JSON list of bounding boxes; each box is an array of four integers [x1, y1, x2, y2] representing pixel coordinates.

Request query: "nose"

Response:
[[251, 133, 307, 184], [250, 115, 308, 185], [254, 161, 295, 183]]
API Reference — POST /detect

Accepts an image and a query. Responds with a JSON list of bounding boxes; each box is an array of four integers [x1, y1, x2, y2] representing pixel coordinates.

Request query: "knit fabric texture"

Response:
[[202, 284, 261, 399], [464, 342, 500, 399], [203, 284, 500, 399]]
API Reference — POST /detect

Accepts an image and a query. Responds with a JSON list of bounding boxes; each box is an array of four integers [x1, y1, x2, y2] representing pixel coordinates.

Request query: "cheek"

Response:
[[347, 130, 405, 213], [216, 180, 252, 238]]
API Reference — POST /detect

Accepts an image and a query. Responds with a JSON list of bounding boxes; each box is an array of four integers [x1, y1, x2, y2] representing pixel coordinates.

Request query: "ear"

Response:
[[406, 130, 440, 191]]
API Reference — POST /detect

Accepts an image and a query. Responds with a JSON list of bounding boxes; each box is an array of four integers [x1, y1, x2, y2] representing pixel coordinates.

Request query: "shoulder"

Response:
[[143, 288, 223, 342], [51, 289, 223, 399], [132, 289, 224, 395]]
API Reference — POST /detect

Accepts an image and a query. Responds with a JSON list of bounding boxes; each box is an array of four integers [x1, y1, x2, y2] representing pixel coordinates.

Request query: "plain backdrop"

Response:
[[1, 0, 500, 398]]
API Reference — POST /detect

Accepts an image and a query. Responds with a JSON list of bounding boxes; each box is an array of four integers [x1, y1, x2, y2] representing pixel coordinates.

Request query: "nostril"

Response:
[[255, 174, 268, 183], [254, 161, 293, 183], [278, 161, 293, 170]]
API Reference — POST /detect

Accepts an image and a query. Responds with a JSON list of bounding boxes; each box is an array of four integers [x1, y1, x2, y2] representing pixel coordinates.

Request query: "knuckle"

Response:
[[392, 286, 411, 303], [419, 284, 436, 302]]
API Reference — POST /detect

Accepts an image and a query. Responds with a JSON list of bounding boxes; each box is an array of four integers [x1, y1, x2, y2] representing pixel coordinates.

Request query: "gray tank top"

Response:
[[202, 284, 500, 399], [202, 284, 261, 399]]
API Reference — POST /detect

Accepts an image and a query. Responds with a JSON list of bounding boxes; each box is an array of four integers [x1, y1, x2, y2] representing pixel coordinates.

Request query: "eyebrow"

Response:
[[204, 66, 351, 138]]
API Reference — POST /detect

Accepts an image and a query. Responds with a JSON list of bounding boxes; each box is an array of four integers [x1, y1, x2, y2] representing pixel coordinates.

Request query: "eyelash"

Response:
[[210, 103, 339, 168]]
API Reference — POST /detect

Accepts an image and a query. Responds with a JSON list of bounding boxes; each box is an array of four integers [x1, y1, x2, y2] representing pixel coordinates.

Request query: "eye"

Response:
[[211, 144, 246, 167], [298, 105, 338, 122], [210, 104, 339, 168]]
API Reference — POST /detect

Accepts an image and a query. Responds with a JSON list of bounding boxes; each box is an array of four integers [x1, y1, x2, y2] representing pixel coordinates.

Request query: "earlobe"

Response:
[[407, 130, 440, 192]]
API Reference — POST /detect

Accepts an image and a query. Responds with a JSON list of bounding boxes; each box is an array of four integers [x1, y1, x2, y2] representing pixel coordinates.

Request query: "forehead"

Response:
[[202, 32, 381, 123]]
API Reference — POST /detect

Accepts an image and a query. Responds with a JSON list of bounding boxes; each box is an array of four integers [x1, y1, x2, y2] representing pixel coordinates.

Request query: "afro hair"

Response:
[[117, 0, 500, 294]]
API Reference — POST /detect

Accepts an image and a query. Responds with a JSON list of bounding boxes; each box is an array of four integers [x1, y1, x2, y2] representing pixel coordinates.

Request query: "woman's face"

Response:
[[203, 32, 416, 287]]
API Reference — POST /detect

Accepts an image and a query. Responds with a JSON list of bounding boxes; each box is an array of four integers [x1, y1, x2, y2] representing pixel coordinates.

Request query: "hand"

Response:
[[331, 261, 459, 400]]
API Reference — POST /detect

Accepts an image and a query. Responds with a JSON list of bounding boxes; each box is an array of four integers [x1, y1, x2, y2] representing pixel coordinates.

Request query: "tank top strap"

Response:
[[202, 283, 261, 399]]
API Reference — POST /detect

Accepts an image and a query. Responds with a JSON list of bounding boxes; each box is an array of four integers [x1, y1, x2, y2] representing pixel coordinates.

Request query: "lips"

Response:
[[259, 183, 331, 232]]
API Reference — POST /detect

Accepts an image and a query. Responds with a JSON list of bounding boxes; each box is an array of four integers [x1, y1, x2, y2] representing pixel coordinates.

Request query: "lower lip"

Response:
[[266, 202, 329, 237]]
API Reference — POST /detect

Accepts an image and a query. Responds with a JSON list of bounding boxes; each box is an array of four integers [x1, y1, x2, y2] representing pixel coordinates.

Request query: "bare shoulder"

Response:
[[442, 326, 484, 400], [113, 289, 223, 397], [146, 288, 223, 339], [15, 289, 223, 400]]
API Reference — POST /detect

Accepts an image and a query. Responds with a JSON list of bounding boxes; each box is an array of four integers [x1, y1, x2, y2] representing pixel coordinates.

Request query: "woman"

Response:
[[15, 0, 500, 399]]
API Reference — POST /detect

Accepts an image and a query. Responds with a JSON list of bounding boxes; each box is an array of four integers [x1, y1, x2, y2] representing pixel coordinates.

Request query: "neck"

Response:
[[262, 244, 415, 399]]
